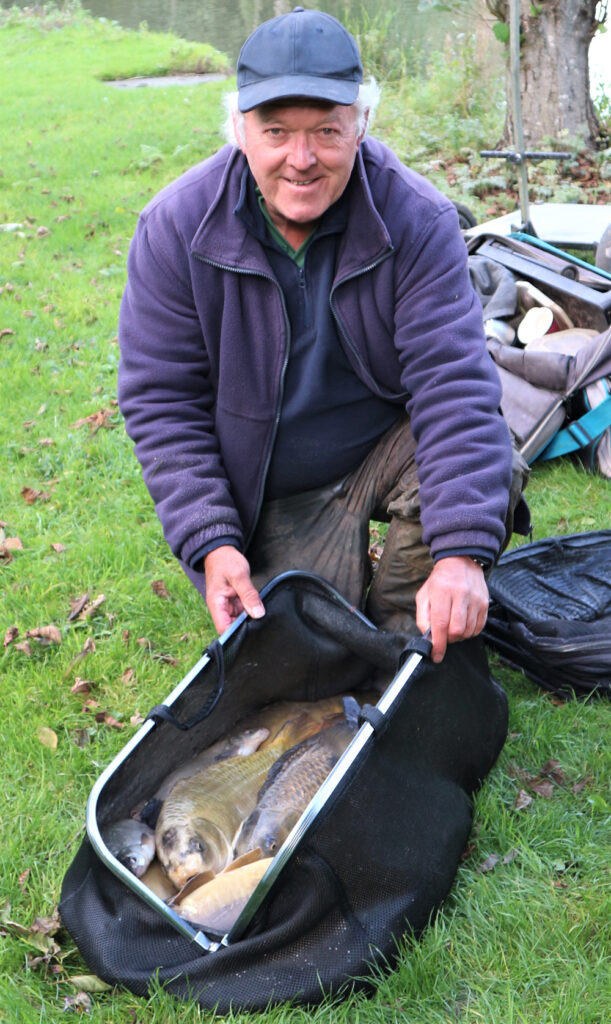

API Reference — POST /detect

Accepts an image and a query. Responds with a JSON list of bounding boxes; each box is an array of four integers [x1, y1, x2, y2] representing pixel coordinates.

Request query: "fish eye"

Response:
[[188, 836, 206, 855], [266, 837, 278, 854]]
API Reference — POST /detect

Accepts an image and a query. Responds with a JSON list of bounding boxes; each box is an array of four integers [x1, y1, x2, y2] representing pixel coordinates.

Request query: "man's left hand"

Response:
[[415, 556, 489, 663]]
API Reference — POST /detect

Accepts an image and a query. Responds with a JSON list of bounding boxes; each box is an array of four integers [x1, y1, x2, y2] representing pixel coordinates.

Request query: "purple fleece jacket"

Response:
[[117, 138, 513, 587]]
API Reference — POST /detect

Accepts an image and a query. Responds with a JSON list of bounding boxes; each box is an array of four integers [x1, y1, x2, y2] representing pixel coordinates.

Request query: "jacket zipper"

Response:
[[329, 249, 398, 399], [192, 253, 291, 547]]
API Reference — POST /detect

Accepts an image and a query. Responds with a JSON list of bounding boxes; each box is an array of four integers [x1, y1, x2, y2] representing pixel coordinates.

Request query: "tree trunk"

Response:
[[500, 0, 605, 150]]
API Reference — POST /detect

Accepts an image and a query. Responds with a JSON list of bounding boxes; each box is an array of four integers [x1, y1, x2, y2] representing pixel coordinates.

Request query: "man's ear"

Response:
[[233, 110, 247, 154], [356, 108, 369, 147]]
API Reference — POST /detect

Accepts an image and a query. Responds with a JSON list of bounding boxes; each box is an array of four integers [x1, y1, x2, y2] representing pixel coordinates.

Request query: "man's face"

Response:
[[238, 100, 364, 247]]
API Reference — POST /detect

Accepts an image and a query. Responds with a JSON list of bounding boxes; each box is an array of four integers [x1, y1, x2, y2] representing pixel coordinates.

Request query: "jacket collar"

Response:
[[190, 142, 392, 275]]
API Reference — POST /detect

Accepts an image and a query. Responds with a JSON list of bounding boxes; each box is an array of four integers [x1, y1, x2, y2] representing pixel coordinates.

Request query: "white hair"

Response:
[[221, 78, 381, 148]]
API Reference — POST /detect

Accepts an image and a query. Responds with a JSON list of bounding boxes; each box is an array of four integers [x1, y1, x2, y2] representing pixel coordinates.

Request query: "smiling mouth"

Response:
[[287, 178, 318, 186]]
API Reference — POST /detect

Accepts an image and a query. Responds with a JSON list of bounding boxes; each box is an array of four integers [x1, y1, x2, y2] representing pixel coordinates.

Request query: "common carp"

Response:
[[234, 699, 360, 859], [153, 726, 270, 801], [243, 696, 348, 749], [174, 855, 273, 934], [155, 710, 334, 888], [101, 818, 156, 878]]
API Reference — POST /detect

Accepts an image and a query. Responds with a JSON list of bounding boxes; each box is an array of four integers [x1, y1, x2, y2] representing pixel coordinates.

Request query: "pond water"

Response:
[[10, 0, 481, 65]]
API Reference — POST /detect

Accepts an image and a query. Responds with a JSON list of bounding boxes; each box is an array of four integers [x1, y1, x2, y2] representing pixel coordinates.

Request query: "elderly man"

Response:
[[118, 7, 526, 663]]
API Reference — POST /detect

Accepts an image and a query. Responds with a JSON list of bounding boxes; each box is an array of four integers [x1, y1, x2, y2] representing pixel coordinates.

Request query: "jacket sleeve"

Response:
[[391, 202, 513, 559], [117, 213, 245, 568]]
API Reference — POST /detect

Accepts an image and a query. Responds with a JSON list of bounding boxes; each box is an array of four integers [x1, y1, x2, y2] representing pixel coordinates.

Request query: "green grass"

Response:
[[1, 6, 610, 1022]]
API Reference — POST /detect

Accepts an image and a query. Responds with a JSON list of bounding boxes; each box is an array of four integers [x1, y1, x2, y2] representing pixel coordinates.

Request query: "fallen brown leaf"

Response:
[[26, 625, 62, 645], [153, 652, 179, 666], [82, 699, 100, 712], [18, 869, 30, 890], [50, 542, 66, 553], [515, 789, 533, 811], [477, 853, 499, 874], [4, 626, 19, 647], [572, 776, 593, 794], [1, 536, 23, 552], [1, 915, 61, 957], [130, 711, 145, 726], [80, 593, 106, 619], [0, 328, 15, 338], [63, 993, 93, 1012], [68, 592, 90, 620], [95, 711, 124, 729], [540, 759, 565, 785], [31, 912, 61, 935], [71, 407, 117, 434], [70, 677, 93, 695], [151, 579, 170, 599], [67, 592, 107, 623], [121, 668, 135, 685], [0, 536, 23, 562], [36, 225, 50, 237], [72, 728, 90, 748], [14, 640, 33, 656], [21, 486, 50, 505], [529, 779, 555, 799]]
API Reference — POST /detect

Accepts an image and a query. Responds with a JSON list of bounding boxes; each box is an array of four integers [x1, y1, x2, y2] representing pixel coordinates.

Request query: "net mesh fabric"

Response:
[[60, 574, 508, 1011]]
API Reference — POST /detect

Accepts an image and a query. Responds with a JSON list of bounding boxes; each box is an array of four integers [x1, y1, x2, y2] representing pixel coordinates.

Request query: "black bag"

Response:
[[60, 572, 508, 1012], [483, 532, 611, 698]]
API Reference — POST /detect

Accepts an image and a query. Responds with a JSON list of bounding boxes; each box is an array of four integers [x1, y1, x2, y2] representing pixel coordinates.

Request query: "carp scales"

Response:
[[174, 856, 273, 934], [153, 726, 270, 802], [153, 696, 346, 803], [243, 695, 348, 749], [155, 708, 338, 888], [234, 698, 361, 859], [101, 818, 156, 878]]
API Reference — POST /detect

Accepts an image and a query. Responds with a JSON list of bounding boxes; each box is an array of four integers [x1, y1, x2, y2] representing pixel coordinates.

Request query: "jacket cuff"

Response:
[[188, 536, 241, 572]]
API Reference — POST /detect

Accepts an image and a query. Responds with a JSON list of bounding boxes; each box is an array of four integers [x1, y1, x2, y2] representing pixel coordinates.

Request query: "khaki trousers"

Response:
[[248, 413, 528, 634], [247, 416, 432, 634]]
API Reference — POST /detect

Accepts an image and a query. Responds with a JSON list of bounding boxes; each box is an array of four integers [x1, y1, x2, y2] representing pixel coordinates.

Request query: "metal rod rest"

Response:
[[480, 150, 572, 163]]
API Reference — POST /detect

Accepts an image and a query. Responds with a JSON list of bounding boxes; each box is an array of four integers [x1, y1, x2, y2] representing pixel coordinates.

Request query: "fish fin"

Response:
[[223, 848, 263, 872], [139, 798, 163, 830], [342, 695, 361, 729], [170, 870, 216, 907]]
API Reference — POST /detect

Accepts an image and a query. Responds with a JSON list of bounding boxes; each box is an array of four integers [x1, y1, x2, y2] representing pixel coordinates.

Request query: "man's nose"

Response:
[[287, 132, 316, 169]]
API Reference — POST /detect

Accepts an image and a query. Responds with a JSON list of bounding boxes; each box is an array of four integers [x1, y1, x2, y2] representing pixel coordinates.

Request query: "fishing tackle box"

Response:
[[466, 232, 611, 333], [60, 571, 508, 1011]]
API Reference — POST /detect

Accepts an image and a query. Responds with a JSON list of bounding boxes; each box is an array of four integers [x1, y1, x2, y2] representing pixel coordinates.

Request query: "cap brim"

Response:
[[238, 75, 360, 112]]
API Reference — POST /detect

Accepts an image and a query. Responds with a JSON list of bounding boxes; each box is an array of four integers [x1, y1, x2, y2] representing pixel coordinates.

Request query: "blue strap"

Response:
[[537, 395, 611, 460], [509, 232, 611, 282]]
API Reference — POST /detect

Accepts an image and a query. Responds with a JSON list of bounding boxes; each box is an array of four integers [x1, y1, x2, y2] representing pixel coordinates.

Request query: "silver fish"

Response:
[[101, 818, 156, 877]]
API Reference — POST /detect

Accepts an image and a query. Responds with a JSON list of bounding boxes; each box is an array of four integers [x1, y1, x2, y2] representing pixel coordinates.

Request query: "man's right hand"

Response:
[[204, 545, 266, 634]]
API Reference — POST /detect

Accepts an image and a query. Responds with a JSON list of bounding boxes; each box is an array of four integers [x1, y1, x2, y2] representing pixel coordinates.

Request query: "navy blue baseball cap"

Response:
[[237, 6, 363, 112]]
